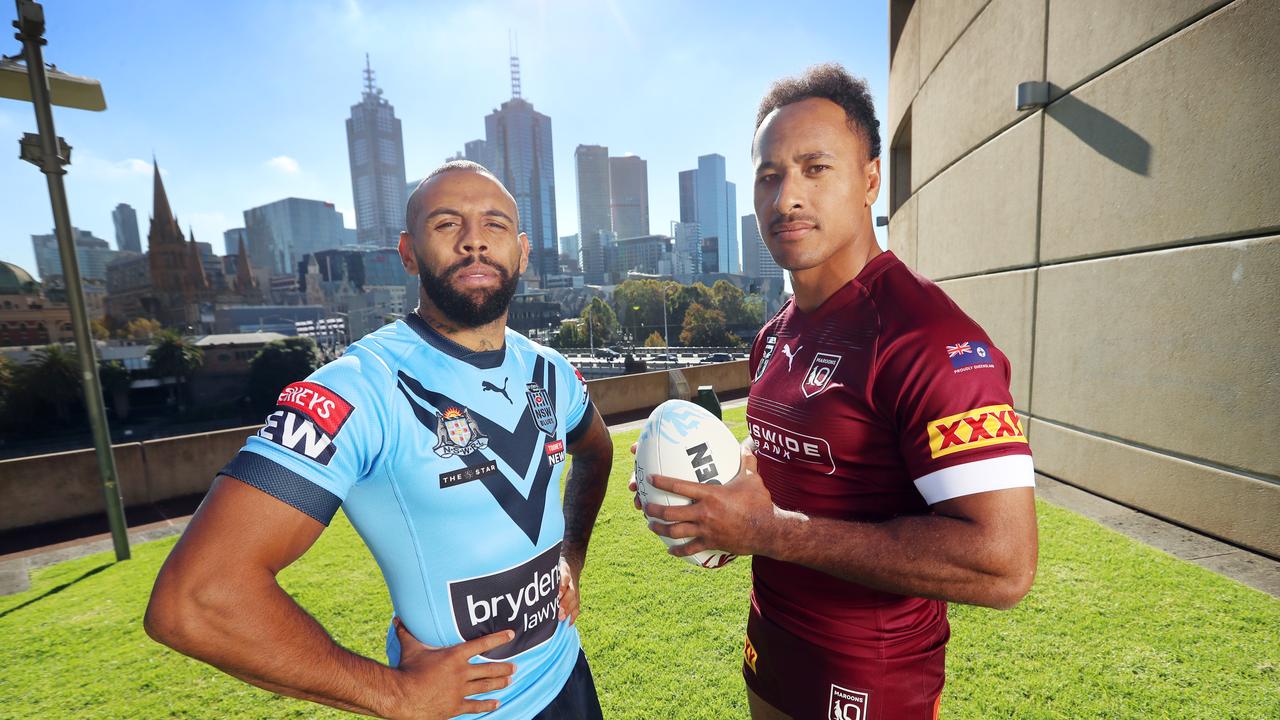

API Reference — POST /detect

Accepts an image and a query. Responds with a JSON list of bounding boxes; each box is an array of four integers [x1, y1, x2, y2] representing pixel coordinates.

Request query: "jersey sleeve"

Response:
[[872, 320, 1034, 505], [218, 347, 390, 525], [550, 351, 595, 446]]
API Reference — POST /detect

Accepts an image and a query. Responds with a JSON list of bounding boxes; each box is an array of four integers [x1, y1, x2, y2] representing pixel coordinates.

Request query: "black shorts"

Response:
[[533, 649, 603, 720]]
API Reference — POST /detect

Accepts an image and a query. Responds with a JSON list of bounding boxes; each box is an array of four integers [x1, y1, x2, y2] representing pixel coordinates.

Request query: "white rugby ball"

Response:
[[634, 399, 741, 569]]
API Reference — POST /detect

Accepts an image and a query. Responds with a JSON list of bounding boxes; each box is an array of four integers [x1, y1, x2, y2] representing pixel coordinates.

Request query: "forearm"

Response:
[[560, 447, 611, 568], [146, 570, 401, 717], [761, 510, 1034, 609]]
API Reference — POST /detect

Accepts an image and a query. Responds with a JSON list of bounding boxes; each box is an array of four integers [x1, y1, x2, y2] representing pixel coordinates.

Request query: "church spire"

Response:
[[152, 157, 176, 237]]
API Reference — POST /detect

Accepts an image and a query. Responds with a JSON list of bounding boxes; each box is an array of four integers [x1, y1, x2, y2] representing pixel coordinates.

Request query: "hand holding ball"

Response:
[[633, 400, 741, 569]]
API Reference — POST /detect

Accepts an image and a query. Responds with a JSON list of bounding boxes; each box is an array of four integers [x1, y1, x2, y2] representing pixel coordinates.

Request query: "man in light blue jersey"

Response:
[[146, 161, 614, 719]]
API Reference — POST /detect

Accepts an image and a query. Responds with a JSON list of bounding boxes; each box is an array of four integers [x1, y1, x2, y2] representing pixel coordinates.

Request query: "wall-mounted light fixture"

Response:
[[1016, 81, 1050, 111]]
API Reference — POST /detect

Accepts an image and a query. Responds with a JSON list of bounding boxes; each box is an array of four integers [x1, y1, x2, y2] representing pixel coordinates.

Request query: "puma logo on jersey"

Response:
[[482, 377, 512, 404], [259, 409, 337, 465], [781, 343, 802, 371]]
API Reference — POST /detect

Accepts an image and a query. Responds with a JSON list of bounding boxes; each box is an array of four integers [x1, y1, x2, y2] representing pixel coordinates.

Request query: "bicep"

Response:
[[930, 486, 1038, 566], [566, 408, 612, 463], [160, 475, 327, 584]]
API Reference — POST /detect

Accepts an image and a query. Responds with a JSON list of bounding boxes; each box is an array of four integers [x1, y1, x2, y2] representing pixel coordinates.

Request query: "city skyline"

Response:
[[0, 1, 889, 280]]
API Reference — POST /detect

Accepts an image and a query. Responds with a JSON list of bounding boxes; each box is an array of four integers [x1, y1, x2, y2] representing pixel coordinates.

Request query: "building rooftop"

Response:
[[192, 332, 287, 347]]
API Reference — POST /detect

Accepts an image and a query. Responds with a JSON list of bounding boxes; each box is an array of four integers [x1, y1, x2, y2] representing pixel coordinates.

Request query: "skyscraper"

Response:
[[678, 169, 698, 223], [609, 155, 649, 240], [464, 139, 492, 172], [741, 214, 782, 280], [31, 229, 116, 282], [223, 228, 247, 257], [112, 203, 141, 253], [346, 55, 408, 247], [483, 53, 555, 283], [672, 221, 702, 276], [575, 144, 612, 247], [485, 54, 558, 285], [243, 198, 348, 275], [694, 154, 739, 274], [559, 233, 581, 270]]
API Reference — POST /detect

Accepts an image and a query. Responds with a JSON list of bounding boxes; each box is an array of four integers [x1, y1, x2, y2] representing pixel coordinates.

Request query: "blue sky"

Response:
[[0, 0, 889, 279]]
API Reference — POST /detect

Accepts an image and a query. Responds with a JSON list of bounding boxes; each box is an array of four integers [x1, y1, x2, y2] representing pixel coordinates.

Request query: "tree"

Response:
[[668, 283, 712, 342], [98, 360, 133, 421], [743, 293, 767, 324], [148, 330, 204, 409], [710, 280, 754, 326], [679, 303, 741, 347], [126, 317, 162, 340], [551, 320, 587, 349], [580, 297, 618, 346], [22, 345, 84, 425], [643, 331, 667, 347], [248, 336, 323, 415], [90, 318, 110, 341]]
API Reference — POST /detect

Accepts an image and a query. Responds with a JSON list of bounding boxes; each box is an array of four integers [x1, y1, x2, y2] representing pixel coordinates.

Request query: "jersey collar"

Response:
[[404, 312, 507, 369]]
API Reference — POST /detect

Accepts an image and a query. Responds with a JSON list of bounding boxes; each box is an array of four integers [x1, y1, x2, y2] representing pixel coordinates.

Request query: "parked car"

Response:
[[593, 348, 621, 360], [650, 352, 678, 362], [699, 352, 734, 364]]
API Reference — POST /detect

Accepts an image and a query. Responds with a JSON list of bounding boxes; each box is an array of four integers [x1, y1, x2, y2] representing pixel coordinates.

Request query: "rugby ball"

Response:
[[634, 399, 741, 569]]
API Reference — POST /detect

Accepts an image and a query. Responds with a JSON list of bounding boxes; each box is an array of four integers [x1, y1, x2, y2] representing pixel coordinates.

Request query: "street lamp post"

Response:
[[7, 0, 128, 559]]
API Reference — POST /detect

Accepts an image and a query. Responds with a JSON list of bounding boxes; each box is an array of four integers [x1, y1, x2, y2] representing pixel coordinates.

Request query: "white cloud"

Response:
[[70, 152, 157, 180], [266, 155, 300, 174]]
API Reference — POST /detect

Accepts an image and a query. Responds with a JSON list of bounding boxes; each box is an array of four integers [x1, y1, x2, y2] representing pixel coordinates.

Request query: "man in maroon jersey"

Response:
[[636, 64, 1038, 719]]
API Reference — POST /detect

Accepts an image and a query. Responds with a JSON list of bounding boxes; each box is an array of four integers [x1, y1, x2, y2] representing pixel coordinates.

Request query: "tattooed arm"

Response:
[[557, 408, 613, 623]]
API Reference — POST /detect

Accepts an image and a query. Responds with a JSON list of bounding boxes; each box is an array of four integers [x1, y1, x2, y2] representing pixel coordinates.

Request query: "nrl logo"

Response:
[[433, 406, 489, 458], [525, 382, 558, 437]]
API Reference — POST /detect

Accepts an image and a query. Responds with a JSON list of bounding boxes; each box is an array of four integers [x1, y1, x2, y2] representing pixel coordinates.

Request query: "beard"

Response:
[[417, 253, 520, 328]]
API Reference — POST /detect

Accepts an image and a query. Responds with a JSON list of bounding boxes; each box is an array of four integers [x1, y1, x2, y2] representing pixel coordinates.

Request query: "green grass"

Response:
[[1, 406, 1277, 718]]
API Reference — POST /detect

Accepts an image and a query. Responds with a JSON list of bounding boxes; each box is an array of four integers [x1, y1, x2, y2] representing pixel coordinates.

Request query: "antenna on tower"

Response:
[[508, 31, 521, 99], [363, 53, 377, 96]]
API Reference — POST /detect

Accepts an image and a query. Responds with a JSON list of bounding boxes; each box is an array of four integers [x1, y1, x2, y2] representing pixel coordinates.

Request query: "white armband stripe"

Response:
[[913, 454, 1035, 505]]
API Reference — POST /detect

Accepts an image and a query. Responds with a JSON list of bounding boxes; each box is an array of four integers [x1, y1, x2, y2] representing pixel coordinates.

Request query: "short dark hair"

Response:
[[755, 63, 881, 160], [405, 161, 508, 237]]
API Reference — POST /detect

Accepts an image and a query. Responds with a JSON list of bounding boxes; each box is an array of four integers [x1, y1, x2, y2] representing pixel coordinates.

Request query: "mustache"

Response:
[[768, 213, 820, 232], [440, 255, 510, 279]]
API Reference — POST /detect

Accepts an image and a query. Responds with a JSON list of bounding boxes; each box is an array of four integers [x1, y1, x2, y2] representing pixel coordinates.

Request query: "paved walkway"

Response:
[[2, 396, 1275, 598]]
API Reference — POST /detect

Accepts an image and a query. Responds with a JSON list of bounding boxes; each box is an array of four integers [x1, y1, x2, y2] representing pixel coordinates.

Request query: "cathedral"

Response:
[[106, 161, 261, 329]]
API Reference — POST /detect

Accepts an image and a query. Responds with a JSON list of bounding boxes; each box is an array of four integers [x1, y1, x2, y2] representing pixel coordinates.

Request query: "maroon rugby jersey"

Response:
[[746, 250, 1034, 653]]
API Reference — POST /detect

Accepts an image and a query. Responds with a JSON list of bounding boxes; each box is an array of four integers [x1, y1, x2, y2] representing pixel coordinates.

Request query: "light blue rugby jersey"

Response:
[[220, 313, 595, 719]]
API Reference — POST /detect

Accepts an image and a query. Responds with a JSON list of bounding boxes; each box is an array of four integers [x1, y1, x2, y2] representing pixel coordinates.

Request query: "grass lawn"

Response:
[[2, 406, 1277, 719]]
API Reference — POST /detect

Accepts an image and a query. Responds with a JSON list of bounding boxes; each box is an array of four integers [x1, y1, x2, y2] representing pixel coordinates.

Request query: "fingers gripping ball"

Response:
[[634, 399, 741, 568]]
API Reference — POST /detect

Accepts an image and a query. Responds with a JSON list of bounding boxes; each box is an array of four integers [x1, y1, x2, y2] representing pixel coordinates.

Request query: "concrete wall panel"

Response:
[[1031, 418, 1280, 557], [913, 0, 1043, 189], [1047, 0, 1227, 92], [145, 427, 256, 500], [1032, 237, 1280, 477], [888, 192, 918, 270], [919, 0, 990, 80], [0, 443, 147, 531], [888, 0, 920, 140], [937, 269, 1035, 410], [1040, 0, 1280, 261], [916, 115, 1040, 279]]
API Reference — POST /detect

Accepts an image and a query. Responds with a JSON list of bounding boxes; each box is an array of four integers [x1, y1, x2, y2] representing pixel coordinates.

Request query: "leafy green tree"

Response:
[[98, 360, 133, 421], [148, 330, 204, 409], [248, 336, 323, 415], [743, 294, 767, 324], [710, 280, 754, 326], [679, 303, 741, 347], [90, 319, 110, 341], [668, 283, 712, 343], [643, 331, 667, 348], [580, 297, 618, 346], [23, 345, 84, 424]]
